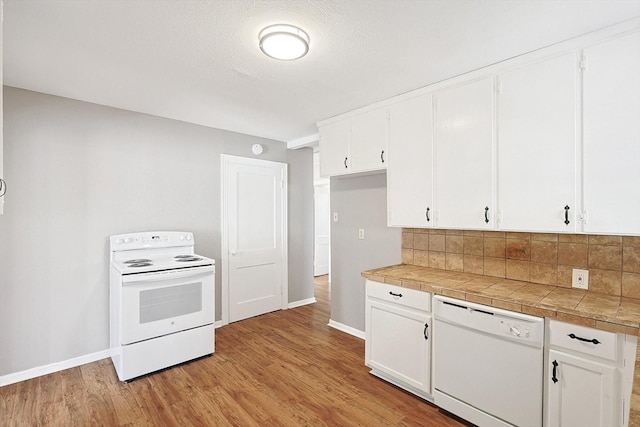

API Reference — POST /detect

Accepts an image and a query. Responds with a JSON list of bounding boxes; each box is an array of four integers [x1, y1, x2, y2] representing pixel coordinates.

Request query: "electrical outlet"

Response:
[[358, 229, 365, 240], [572, 269, 589, 290]]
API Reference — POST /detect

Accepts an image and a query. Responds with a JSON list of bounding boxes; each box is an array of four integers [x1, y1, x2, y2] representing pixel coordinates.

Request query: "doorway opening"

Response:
[[313, 150, 330, 284]]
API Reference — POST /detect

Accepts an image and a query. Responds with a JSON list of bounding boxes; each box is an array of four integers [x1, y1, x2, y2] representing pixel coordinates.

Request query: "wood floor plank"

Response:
[[1, 275, 472, 426]]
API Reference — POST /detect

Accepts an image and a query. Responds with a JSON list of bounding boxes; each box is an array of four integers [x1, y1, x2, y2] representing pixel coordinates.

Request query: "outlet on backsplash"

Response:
[[572, 268, 589, 290]]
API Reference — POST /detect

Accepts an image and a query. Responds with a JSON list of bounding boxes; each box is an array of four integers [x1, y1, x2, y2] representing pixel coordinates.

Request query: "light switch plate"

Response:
[[572, 269, 589, 290]]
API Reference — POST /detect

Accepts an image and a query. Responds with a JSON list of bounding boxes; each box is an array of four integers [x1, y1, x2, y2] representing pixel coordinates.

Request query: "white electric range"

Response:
[[109, 231, 215, 381]]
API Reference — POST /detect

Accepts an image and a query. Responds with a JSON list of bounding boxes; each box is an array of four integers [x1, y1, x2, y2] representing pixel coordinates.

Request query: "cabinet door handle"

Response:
[[423, 322, 429, 341], [552, 360, 559, 384], [388, 291, 403, 298], [484, 206, 489, 223], [567, 333, 601, 345], [344, 157, 348, 169], [0, 178, 6, 197], [380, 150, 385, 164], [426, 207, 430, 222], [564, 205, 570, 225]]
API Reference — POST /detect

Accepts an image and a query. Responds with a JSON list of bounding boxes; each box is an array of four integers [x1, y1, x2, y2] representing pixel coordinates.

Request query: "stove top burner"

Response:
[[128, 262, 153, 267], [174, 255, 194, 259], [124, 259, 152, 264], [176, 257, 202, 262]]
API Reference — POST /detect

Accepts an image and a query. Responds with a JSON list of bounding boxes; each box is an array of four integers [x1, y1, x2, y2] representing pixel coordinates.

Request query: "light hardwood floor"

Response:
[[1, 276, 471, 426]]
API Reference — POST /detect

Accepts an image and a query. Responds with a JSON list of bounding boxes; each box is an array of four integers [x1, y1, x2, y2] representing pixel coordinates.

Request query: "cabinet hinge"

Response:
[[579, 211, 588, 224], [579, 56, 587, 71], [496, 77, 502, 94]]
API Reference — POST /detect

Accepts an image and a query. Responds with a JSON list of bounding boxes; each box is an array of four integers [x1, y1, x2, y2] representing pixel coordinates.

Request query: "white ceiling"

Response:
[[4, 0, 640, 145]]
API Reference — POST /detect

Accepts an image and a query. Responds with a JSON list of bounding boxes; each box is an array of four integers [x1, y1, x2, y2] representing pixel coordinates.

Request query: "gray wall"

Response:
[[330, 172, 401, 332], [0, 87, 314, 376], [286, 147, 315, 303]]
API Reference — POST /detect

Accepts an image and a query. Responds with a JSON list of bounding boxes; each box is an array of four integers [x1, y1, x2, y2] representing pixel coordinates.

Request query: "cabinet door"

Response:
[[365, 299, 431, 394], [319, 119, 351, 177], [497, 53, 578, 232], [583, 31, 640, 235], [350, 108, 388, 173], [546, 350, 617, 427], [387, 95, 434, 227], [0, 10, 4, 215], [434, 78, 494, 229]]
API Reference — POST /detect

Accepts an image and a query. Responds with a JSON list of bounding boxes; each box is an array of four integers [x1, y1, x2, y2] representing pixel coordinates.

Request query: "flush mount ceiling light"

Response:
[[259, 24, 310, 61]]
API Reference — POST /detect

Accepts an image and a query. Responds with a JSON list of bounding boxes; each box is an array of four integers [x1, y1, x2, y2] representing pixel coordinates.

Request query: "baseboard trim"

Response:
[[0, 349, 112, 387], [328, 319, 365, 340], [288, 297, 317, 309]]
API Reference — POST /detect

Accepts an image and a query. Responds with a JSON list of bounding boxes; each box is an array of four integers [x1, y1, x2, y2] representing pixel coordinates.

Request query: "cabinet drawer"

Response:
[[548, 320, 617, 361], [366, 280, 431, 312]]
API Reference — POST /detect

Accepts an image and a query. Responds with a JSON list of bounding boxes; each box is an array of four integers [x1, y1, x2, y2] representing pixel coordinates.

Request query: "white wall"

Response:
[[329, 173, 401, 332], [287, 147, 315, 303], [0, 87, 314, 376]]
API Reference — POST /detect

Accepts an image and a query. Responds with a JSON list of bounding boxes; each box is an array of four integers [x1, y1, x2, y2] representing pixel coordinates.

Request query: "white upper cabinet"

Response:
[[350, 108, 388, 172], [318, 108, 388, 177], [497, 53, 579, 232], [582, 30, 640, 235], [434, 78, 494, 229], [387, 94, 434, 227], [319, 119, 351, 177]]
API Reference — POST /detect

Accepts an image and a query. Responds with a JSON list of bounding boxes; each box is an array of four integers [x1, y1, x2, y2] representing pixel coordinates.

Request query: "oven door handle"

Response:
[[122, 267, 214, 284]]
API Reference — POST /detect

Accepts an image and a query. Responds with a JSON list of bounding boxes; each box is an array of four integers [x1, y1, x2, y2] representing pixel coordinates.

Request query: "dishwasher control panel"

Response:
[[433, 295, 544, 347], [500, 320, 530, 338]]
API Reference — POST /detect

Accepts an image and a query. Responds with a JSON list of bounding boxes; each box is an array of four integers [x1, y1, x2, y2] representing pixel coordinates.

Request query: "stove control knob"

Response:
[[186, 234, 192, 241], [179, 235, 185, 241], [116, 238, 124, 244]]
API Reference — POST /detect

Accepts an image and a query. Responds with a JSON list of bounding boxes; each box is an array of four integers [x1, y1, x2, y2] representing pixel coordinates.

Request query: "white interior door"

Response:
[[222, 155, 288, 324], [314, 183, 330, 276]]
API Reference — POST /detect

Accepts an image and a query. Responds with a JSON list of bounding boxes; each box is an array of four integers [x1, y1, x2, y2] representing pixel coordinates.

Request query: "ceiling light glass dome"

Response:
[[259, 24, 310, 61]]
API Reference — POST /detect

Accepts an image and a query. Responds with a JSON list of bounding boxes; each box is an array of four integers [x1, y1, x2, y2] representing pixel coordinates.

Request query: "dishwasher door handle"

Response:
[[443, 301, 468, 310]]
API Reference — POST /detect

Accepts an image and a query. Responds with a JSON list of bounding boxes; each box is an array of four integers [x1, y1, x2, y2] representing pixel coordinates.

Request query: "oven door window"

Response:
[[121, 271, 214, 345], [140, 282, 202, 324]]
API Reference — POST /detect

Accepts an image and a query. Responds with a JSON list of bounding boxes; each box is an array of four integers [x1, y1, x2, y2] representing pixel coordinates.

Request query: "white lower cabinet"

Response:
[[545, 320, 637, 427], [547, 349, 616, 427], [365, 280, 432, 399]]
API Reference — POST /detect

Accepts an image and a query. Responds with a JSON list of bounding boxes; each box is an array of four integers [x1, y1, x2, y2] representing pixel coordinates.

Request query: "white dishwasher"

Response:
[[433, 296, 544, 427]]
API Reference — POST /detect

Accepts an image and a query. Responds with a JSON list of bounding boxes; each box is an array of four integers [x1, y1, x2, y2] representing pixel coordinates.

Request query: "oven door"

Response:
[[120, 266, 214, 345]]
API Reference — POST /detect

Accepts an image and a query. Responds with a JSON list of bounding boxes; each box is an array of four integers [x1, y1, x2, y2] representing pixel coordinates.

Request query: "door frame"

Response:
[[220, 154, 288, 325]]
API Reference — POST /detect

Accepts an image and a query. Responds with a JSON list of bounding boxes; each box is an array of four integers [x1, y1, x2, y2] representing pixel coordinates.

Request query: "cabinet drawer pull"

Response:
[[564, 205, 570, 225], [389, 291, 403, 298], [426, 207, 430, 222], [551, 360, 559, 383], [423, 322, 429, 341], [0, 178, 6, 197], [344, 157, 348, 169], [484, 206, 489, 223], [381, 150, 385, 164], [567, 333, 601, 345]]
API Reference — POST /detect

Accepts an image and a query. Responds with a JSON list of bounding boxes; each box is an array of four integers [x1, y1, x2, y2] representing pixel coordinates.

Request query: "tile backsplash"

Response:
[[401, 229, 640, 298]]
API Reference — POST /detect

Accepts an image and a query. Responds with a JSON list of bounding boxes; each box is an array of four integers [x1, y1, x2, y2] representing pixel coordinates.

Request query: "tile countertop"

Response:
[[361, 264, 640, 426]]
